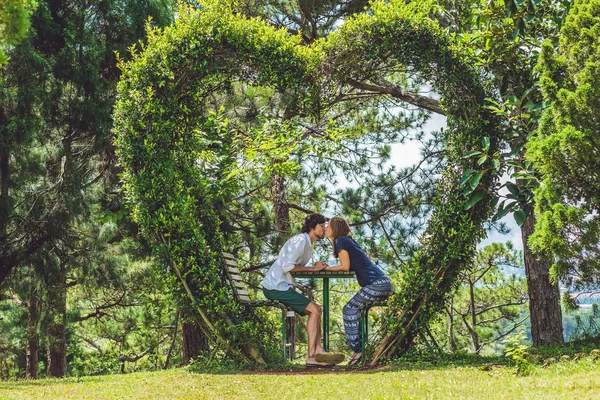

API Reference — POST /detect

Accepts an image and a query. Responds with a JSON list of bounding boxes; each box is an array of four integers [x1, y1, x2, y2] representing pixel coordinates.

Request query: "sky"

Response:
[[386, 112, 523, 251], [317, 100, 523, 253]]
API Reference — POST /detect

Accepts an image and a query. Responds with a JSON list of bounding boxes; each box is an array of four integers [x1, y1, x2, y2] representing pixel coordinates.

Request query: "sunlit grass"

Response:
[[2, 358, 600, 400]]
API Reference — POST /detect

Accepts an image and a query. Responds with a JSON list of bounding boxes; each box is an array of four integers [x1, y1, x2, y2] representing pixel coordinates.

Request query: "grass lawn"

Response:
[[1, 359, 600, 400]]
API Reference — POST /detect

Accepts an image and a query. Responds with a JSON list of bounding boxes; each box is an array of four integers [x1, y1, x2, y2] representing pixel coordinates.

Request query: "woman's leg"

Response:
[[343, 278, 393, 353], [342, 296, 363, 353]]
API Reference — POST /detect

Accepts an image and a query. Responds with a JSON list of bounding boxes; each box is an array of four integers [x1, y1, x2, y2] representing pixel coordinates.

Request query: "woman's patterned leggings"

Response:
[[343, 277, 394, 353]]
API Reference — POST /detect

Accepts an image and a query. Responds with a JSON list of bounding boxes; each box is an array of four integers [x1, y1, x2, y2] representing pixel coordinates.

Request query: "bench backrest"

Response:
[[222, 252, 252, 303]]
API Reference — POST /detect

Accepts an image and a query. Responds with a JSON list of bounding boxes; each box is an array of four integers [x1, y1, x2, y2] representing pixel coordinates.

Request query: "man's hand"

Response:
[[313, 261, 328, 271]]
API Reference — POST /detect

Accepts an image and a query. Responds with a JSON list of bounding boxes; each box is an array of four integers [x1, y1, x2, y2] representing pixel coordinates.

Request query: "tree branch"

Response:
[[287, 203, 316, 215], [347, 78, 445, 115]]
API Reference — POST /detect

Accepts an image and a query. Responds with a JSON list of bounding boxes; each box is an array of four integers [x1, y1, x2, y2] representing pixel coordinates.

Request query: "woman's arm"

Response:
[[325, 250, 350, 272]]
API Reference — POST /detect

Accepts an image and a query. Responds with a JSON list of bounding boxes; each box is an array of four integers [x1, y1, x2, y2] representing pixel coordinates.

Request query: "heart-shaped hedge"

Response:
[[113, 0, 503, 364]]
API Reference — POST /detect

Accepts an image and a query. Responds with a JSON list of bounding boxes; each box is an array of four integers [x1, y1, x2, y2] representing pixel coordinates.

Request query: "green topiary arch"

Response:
[[113, 0, 503, 364]]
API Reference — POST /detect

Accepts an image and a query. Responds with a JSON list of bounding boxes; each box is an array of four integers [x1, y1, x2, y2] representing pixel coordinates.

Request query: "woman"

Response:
[[323, 216, 394, 366]]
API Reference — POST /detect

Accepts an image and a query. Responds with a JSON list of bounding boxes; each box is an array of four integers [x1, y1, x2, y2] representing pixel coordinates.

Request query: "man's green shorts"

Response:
[[263, 288, 311, 316]]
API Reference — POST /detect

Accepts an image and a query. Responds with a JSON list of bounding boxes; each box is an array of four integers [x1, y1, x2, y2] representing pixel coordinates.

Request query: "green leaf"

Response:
[[521, 88, 534, 101], [477, 155, 488, 165], [485, 98, 501, 107], [470, 171, 484, 190], [490, 195, 500, 210], [463, 150, 482, 158], [485, 38, 492, 50], [511, 28, 520, 42], [530, 101, 547, 110], [514, 209, 526, 226], [492, 159, 501, 171], [505, 181, 520, 196], [482, 137, 490, 151], [507, 95, 520, 106], [460, 170, 477, 185], [464, 191, 486, 210], [492, 204, 513, 222]]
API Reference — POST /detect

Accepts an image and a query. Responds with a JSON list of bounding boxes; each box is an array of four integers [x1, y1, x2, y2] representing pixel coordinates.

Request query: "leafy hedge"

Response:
[[113, 0, 504, 363]]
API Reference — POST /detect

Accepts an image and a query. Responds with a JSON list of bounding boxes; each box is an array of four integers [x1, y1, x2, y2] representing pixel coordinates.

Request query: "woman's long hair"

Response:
[[329, 216, 352, 258]]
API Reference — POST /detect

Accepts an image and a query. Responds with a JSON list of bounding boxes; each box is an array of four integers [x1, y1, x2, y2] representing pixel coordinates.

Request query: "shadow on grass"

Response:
[[0, 375, 106, 389], [5, 336, 600, 384], [187, 352, 510, 376]]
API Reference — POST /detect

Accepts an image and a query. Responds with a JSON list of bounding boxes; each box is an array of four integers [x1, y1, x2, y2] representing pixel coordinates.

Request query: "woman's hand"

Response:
[[313, 261, 329, 271]]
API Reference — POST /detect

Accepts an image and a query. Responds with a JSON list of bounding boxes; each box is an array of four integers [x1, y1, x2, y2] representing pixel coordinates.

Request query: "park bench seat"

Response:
[[222, 252, 294, 361]]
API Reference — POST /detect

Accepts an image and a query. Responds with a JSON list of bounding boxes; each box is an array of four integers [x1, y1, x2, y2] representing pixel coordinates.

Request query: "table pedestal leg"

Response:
[[323, 277, 329, 352]]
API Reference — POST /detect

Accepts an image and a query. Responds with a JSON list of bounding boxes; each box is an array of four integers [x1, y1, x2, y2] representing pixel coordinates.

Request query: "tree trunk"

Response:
[[521, 212, 564, 346], [468, 280, 480, 353], [0, 149, 9, 240], [446, 301, 457, 352], [26, 291, 42, 379], [270, 173, 290, 235], [0, 149, 10, 283], [46, 263, 67, 377], [270, 172, 295, 357], [163, 312, 179, 369], [182, 320, 209, 365]]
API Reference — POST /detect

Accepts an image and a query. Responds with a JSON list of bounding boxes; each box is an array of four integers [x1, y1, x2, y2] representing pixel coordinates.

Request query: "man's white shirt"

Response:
[[261, 233, 314, 291]]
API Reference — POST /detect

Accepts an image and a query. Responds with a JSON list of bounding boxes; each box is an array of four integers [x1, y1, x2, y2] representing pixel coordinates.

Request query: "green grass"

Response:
[[2, 358, 600, 400]]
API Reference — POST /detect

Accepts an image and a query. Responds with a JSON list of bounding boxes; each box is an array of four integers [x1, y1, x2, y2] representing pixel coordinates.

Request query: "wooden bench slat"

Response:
[[229, 273, 243, 281], [227, 265, 242, 274], [222, 253, 273, 306], [232, 281, 245, 289], [224, 259, 237, 267]]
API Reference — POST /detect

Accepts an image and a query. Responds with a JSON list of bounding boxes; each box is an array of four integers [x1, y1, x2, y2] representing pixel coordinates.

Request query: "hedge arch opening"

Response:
[[113, 0, 503, 365]]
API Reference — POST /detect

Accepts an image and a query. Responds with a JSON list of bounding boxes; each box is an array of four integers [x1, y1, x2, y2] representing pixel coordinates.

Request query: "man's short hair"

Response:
[[301, 213, 327, 233]]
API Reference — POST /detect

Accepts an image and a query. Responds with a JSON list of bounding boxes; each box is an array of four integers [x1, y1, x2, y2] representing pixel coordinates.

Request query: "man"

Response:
[[261, 213, 344, 366]]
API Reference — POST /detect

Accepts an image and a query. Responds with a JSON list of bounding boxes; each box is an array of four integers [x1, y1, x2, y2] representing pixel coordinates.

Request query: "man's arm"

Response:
[[290, 261, 328, 273]]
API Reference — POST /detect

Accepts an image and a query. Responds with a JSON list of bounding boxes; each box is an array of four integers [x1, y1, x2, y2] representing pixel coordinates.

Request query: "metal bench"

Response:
[[222, 252, 295, 361], [359, 301, 388, 358]]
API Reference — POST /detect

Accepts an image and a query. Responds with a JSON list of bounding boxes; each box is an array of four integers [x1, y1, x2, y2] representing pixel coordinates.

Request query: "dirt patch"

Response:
[[241, 363, 393, 375]]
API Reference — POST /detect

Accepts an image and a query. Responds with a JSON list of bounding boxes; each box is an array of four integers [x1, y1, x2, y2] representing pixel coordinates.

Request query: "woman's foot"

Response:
[[314, 352, 345, 364], [347, 352, 362, 366]]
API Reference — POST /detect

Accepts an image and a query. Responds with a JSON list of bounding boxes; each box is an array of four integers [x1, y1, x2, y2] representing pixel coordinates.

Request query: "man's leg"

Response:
[[316, 310, 325, 354], [303, 301, 322, 362]]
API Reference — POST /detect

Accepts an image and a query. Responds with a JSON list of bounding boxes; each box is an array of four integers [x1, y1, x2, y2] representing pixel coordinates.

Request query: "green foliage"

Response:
[[504, 331, 533, 376], [449, 0, 569, 228], [319, 0, 504, 357], [114, 0, 504, 362], [0, 294, 26, 379], [529, 333, 600, 360], [236, 0, 371, 44], [1, 0, 176, 379], [564, 303, 600, 341], [435, 242, 528, 354], [0, 0, 36, 65], [113, 1, 313, 362], [527, 0, 600, 288]]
